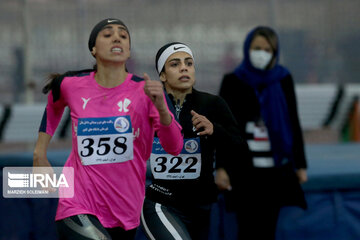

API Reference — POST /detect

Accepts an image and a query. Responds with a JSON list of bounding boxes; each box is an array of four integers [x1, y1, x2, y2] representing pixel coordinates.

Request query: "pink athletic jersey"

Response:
[[39, 71, 183, 230]]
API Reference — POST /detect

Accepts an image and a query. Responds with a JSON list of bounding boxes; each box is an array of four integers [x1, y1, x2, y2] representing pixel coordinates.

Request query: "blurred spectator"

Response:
[[219, 26, 308, 240]]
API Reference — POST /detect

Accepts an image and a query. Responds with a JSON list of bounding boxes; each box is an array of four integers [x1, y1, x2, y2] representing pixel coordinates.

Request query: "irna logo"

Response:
[[3, 167, 74, 198], [7, 172, 69, 188]]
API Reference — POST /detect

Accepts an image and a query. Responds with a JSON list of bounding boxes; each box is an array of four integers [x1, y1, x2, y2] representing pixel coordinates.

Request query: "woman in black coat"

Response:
[[219, 26, 308, 240]]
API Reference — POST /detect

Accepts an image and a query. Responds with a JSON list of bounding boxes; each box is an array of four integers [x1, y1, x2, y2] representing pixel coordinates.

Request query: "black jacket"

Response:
[[146, 88, 247, 208], [219, 73, 307, 209]]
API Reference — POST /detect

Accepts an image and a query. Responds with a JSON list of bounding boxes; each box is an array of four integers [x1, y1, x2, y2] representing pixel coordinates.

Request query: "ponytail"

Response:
[[42, 67, 95, 102]]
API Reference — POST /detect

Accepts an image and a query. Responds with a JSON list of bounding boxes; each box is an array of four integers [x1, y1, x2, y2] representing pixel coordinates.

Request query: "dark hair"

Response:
[[42, 68, 94, 102], [250, 27, 278, 69]]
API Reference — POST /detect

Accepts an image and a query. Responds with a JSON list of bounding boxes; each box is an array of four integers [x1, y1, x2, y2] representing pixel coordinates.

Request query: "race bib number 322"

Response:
[[150, 137, 201, 180], [77, 116, 133, 165]]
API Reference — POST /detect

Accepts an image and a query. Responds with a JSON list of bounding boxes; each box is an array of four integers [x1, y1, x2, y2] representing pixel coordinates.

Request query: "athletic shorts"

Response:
[[56, 214, 137, 240]]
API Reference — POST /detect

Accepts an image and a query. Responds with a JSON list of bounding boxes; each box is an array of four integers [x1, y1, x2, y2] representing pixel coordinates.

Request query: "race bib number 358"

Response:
[[150, 137, 201, 180], [77, 116, 133, 165]]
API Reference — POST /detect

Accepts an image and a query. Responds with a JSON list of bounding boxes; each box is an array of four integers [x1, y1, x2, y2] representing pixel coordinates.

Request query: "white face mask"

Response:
[[249, 50, 273, 70]]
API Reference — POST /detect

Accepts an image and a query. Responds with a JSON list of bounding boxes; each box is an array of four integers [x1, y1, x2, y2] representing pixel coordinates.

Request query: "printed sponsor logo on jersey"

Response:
[[114, 117, 130, 133], [81, 97, 91, 110], [133, 127, 140, 139], [117, 98, 131, 112], [184, 139, 199, 153]]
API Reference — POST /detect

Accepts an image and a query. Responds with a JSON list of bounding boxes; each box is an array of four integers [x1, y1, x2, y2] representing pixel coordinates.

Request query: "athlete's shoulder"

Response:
[[50, 70, 93, 102], [193, 88, 220, 102], [61, 71, 93, 88], [63, 71, 92, 81], [193, 89, 230, 112], [129, 74, 144, 83]]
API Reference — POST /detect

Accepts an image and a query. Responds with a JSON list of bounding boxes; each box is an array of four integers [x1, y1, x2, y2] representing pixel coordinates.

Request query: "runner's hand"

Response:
[[143, 73, 167, 112], [191, 110, 213, 136]]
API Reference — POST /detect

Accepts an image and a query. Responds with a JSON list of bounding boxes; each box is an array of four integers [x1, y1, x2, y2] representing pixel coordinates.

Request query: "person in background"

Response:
[[219, 26, 308, 240], [33, 18, 183, 240], [140, 42, 247, 240]]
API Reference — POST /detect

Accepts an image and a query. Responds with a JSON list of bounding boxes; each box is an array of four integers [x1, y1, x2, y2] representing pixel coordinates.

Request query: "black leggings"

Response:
[[141, 198, 211, 240], [56, 214, 137, 240]]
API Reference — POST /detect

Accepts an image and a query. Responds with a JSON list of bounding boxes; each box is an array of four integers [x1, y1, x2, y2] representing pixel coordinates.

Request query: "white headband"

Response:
[[156, 43, 194, 74]]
